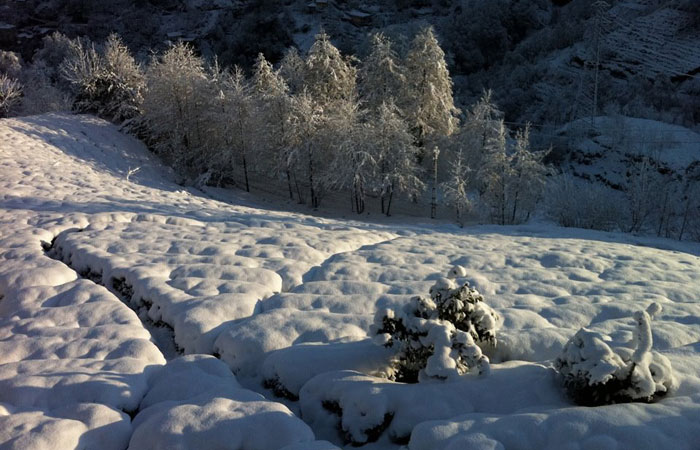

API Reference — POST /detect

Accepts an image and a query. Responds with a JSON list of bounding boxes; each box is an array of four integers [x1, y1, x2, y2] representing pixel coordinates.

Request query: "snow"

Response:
[[1, 113, 700, 448], [129, 355, 317, 450]]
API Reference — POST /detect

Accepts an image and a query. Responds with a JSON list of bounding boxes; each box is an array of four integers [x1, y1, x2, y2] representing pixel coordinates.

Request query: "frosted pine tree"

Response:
[[372, 101, 424, 216], [304, 30, 356, 106], [359, 32, 405, 115], [404, 26, 459, 150]]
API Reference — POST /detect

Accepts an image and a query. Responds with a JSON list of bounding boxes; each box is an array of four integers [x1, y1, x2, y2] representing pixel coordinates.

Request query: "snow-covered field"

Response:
[[1, 113, 700, 449]]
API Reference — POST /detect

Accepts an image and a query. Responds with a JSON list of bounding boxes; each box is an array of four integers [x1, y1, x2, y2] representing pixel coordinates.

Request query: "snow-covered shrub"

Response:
[[371, 266, 498, 383], [545, 174, 623, 231], [0, 50, 22, 79], [0, 74, 22, 118], [17, 65, 73, 116], [555, 303, 674, 406], [61, 34, 145, 123]]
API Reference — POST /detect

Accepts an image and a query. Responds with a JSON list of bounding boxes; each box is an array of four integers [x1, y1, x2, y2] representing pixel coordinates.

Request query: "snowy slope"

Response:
[[1, 113, 700, 449], [559, 116, 700, 188]]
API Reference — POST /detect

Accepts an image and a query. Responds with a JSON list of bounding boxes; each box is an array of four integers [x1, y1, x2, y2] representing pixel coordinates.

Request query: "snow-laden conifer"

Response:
[[371, 267, 498, 383]]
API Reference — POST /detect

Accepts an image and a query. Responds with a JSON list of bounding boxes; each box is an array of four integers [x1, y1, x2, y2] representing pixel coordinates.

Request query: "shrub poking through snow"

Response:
[[555, 303, 674, 406], [371, 266, 498, 382]]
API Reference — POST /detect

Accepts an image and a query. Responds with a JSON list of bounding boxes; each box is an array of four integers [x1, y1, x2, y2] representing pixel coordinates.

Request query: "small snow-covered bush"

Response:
[[555, 303, 674, 406], [371, 266, 499, 383], [0, 74, 22, 118], [546, 174, 623, 231], [61, 34, 144, 122]]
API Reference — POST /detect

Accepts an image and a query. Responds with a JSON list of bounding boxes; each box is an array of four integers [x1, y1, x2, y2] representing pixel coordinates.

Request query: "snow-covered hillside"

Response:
[[2, 113, 700, 449]]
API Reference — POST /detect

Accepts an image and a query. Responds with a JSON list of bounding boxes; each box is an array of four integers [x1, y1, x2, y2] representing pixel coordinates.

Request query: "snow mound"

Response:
[[129, 355, 316, 450], [0, 403, 131, 450]]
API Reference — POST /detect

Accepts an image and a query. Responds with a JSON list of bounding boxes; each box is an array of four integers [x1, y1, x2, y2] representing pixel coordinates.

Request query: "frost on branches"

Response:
[[371, 266, 499, 383], [555, 303, 674, 406]]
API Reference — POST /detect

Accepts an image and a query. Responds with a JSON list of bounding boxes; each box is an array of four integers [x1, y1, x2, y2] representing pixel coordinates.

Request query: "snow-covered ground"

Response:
[[1, 113, 700, 449]]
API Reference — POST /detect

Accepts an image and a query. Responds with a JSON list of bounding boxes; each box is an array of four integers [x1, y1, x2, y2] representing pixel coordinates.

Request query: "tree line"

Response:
[[1, 28, 698, 237]]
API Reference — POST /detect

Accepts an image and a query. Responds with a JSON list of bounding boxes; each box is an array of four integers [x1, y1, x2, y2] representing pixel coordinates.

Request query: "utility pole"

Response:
[[590, 1, 610, 130]]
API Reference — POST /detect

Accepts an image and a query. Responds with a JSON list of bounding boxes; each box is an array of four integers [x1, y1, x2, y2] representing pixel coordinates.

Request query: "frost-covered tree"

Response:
[[0, 74, 22, 118], [624, 154, 661, 234], [555, 303, 674, 406], [252, 53, 294, 198], [359, 32, 405, 115], [143, 43, 213, 173], [404, 26, 459, 149], [304, 30, 357, 106], [506, 124, 549, 224], [371, 267, 498, 383], [324, 99, 375, 213], [206, 64, 257, 190], [371, 100, 424, 216], [478, 118, 510, 224], [461, 90, 504, 177], [279, 47, 305, 95], [441, 147, 472, 226], [223, 67, 256, 192], [286, 89, 326, 207]]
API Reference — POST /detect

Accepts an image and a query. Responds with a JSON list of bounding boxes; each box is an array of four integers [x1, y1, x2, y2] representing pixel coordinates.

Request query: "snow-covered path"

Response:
[[1, 113, 700, 449]]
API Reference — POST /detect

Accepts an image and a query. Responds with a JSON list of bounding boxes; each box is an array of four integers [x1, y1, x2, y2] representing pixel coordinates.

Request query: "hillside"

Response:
[[2, 0, 698, 130]]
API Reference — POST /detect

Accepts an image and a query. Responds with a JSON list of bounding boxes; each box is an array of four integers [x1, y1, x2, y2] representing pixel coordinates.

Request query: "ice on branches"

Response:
[[555, 303, 674, 406], [370, 266, 499, 383]]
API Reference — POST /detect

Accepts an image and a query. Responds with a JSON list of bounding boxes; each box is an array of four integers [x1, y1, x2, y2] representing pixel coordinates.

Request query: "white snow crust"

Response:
[[2, 113, 700, 449]]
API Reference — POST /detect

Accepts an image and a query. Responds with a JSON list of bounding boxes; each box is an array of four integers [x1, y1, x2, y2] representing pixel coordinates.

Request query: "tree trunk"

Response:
[[286, 169, 293, 200], [308, 144, 316, 208], [242, 153, 250, 192], [385, 185, 394, 217]]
